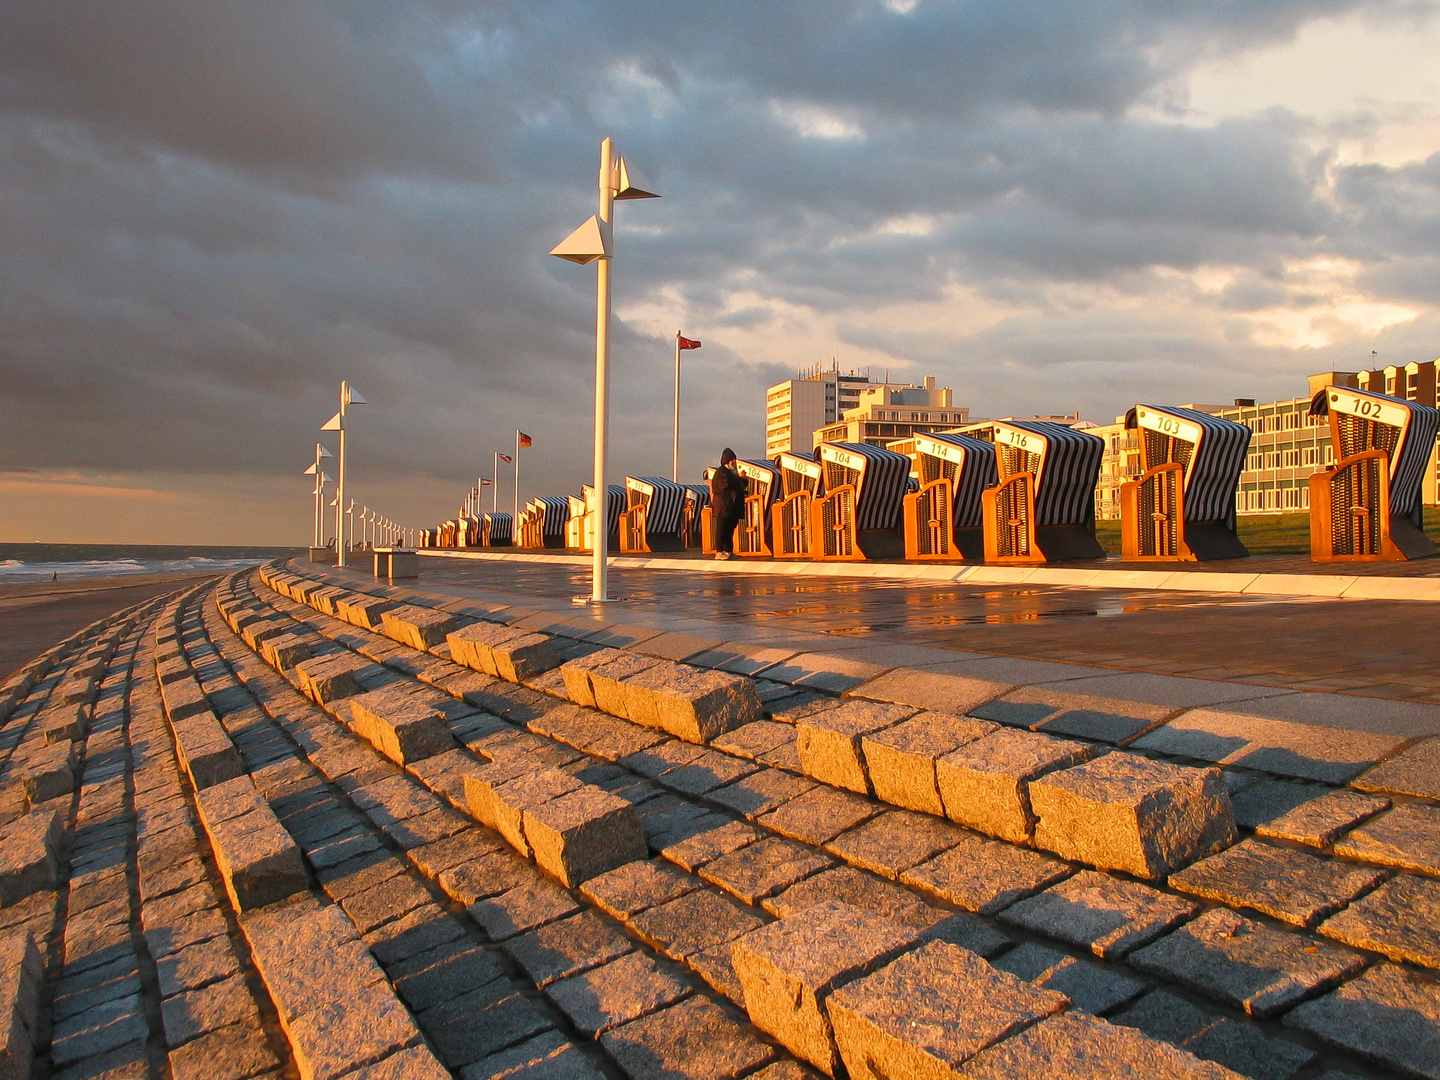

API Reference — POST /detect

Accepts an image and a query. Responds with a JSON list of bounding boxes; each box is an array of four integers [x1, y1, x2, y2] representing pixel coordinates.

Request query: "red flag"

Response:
[[678, 335, 702, 350], [499, 453, 513, 464], [518, 432, 533, 447], [481, 479, 492, 487]]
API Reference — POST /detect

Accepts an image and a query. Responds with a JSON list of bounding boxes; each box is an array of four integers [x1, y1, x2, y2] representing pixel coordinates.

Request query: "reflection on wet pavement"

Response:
[[419, 558, 1440, 705]]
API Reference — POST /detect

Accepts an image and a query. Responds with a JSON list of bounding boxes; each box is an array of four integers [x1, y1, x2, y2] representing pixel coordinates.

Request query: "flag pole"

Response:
[[673, 330, 681, 482], [493, 452, 500, 514], [513, 430, 521, 523]]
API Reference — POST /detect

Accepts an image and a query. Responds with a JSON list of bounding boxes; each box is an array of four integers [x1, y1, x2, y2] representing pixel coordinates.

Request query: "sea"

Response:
[[0, 544, 305, 583]]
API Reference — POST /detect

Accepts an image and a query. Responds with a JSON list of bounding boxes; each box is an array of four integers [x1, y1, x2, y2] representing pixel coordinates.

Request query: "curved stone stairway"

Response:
[[1, 561, 1437, 1080]]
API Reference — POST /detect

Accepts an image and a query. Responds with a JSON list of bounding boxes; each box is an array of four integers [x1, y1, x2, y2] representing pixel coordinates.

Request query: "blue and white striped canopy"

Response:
[[481, 512, 512, 544], [1312, 387, 1440, 518], [911, 431, 998, 529], [684, 484, 710, 512], [530, 496, 570, 538], [819, 442, 912, 531], [1126, 406, 1251, 522], [992, 421, 1104, 527], [626, 476, 688, 535]]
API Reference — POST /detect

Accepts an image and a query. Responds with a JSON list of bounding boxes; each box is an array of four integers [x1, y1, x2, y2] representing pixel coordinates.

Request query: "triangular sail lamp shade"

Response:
[[321, 412, 344, 432], [344, 386, 367, 407], [614, 157, 660, 200], [550, 215, 613, 265]]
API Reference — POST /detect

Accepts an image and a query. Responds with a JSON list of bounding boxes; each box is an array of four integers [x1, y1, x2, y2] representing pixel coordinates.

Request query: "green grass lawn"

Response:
[[1093, 508, 1440, 556]]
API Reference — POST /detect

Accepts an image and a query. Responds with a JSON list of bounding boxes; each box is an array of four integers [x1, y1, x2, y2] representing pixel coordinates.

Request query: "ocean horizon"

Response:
[[0, 543, 305, 582]]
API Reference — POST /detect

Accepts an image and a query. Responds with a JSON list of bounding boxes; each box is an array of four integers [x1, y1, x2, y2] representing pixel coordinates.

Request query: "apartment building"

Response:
[[764, 364, 878, 457], [813, 377, 970, 448]]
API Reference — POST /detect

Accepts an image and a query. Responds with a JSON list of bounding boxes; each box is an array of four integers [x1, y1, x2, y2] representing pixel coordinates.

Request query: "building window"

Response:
[[1302, 447, 1317, 465]]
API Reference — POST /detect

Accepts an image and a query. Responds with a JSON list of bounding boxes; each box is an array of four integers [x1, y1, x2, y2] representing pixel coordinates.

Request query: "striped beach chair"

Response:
[[893, 431, 998, 561], [1309, 386, 1440, 561], [1121, 406, 1251, 561], [480, 512, 512, 547], [681, 485, 710, 550], [771, 452, 824, 558], [620, 477, 689, 552], [813, 442, 912, 560], [982, 421, 1105, 563]]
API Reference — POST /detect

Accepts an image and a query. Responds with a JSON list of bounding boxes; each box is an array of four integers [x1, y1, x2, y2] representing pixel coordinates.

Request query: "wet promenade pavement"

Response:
[[417, 557, 1440, 705]]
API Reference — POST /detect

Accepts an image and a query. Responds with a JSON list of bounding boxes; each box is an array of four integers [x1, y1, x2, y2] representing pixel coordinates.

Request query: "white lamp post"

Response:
[[303, 442, 333, 548], [322, 381, 366, 567], [551, 137, 659, 602]]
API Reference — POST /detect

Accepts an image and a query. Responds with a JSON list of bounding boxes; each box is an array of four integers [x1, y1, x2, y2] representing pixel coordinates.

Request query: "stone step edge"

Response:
[[245, 570, 1262, 883]]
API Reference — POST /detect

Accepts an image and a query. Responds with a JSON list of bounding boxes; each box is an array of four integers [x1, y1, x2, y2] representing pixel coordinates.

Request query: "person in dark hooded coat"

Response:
[[709, 448, 748, 559]]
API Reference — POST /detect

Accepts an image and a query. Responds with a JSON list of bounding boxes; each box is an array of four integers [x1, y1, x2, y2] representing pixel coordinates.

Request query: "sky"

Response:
[[3, 1, 1440, 545]]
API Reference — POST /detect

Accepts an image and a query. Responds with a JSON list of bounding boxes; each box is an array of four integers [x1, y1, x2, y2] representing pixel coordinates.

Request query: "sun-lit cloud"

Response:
[[1, 0, 1439, 543]]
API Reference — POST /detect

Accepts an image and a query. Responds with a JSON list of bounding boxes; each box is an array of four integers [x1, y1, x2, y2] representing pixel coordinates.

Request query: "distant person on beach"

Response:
[[51, 571, 57, 581], [709, 448, 748, 560]]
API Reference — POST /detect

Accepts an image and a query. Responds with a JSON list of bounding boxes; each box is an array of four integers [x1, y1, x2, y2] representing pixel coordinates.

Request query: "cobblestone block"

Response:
[[973, 684, 1174, 745], [160, 973, 258, 1047], [712, 721, 795, 762], [629, 888, 764, 960], [731, 900, 926, 1074], [460, 758, 536, 831], [587, 652, 670, 719], [707, 769, 817, 820], [556, 649, 624, 709], [467, 879, 579, 941], [464, 1032, 603, 1080], [344, 1045, 451, 1080], [260, 633, 312, 671], [48, 993, 147, 1067], [700, 836, 834, 905], [504, 910, 635, 988], [0, 932, 43, 1080], [21, 740, 77, 805], [829, 939, 1067, 1080], [900, 834, 1072, 915], [847, 666, 1011, 714], [0, 810, 63, 905], [523, 786, 647, 887], [1285, 962, 1440, 1079], [1113, 989, 1313, 1080], [1170, 837, 1387, 928], [1319, 873, 1440, 968], [796, 701, 917, 794], [623, 664, 762, 744], [1029, 754, 1236, 879], [660, 820, 762, 872], [1129, 907, 1365, 1017], [335, 596, 397, 632], [1000, 869, 1198, 959], [167, 1019, 279, 1080], [295, 656, 364, 705], [661, 750, 758, 796], [994, 941, 1144, 1015], [580, 859, 699, 921], [56, 672, 98, 707], [860, 711, 998, 816], [963, 1010, 1244, 1080], [171, 713, 245, 790], [156, 937, 242, 998], [1333, 801, 1440, 875], [195, 776, 306, 912], [446, 624, 558, 683], [761, 865, 927, 922], [1132, 711, 1406, 784], [1252, 788, 1389, 848], [759, 785, 880, 846], [41, 704, 87, 744], [350, 688, 453, 766], [544, 950, 690, 1035], [936, 729, 1095, 844], [826, 810, 968, 880], [600, 996, 777, 1080], [486, 768, 583, 857], [380, 605, 457, 651], [529, 704, 663, 761]]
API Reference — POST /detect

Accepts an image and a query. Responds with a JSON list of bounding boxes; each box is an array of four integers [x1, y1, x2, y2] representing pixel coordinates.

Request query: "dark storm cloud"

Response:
[[1, 0, 1436, 523]]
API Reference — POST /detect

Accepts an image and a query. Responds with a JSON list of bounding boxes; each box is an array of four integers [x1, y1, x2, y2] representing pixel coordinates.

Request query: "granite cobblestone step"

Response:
[[253, 567, 1440, 1080]]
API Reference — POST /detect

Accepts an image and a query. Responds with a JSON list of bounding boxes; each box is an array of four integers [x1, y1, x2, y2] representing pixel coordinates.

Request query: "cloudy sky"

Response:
[[3, 1, 1440, 544]]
